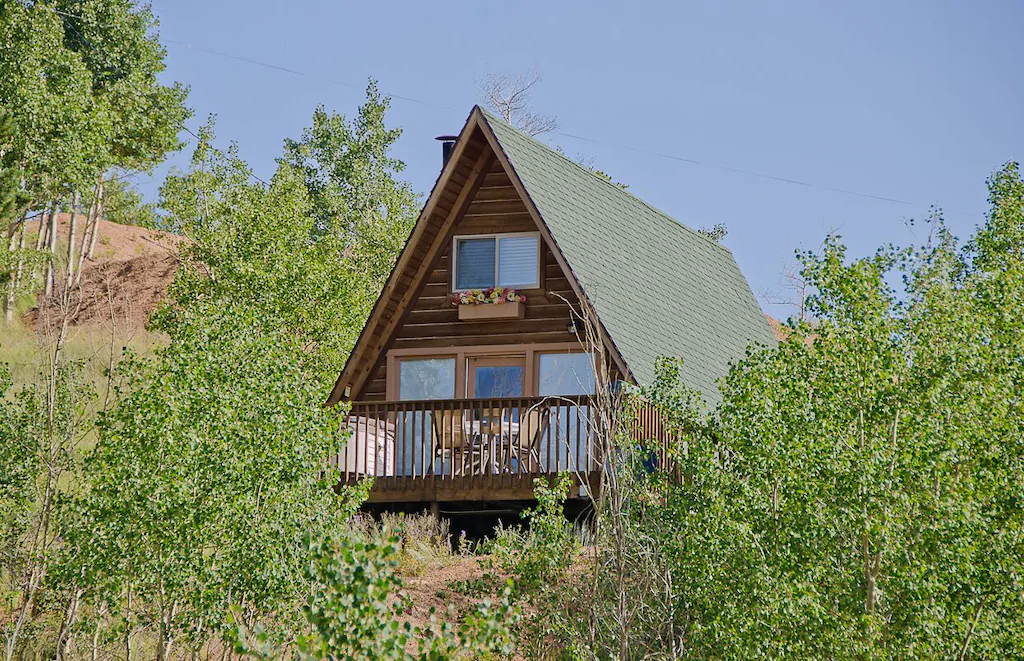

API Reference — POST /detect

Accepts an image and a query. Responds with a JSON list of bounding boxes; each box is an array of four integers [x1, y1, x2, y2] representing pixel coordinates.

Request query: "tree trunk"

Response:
[[90, 604, 105, 661], [35, 202, 51, 251], [5, 215, 18, 256], [75, 179, 101, 287], [56, 588, 83, 660], [4, 212, 27, 323], [63, 192, 80, 298], [86, 176, 104, 260], [44, 201, 59, 298], [3, 565, 42, 661]]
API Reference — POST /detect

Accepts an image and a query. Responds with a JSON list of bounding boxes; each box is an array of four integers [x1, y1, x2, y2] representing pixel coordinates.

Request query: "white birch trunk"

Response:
[[63, 192, 80, 299], [86, 176, 104, 260], [75, 179, 101, 287], [4, 213, 26, 323], [35, 201, 53, 251], [44, 201, 59, 298]]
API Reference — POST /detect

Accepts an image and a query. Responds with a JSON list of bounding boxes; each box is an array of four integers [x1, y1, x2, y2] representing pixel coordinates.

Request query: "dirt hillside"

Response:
[[23, 214, 182, 333]]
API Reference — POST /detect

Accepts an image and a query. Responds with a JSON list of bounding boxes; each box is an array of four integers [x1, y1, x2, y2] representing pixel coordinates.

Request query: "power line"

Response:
[[162, 37, 959, 214], [164, 39, 464, 113], [44, 6, 965, 216], [551, 131, 922, 208]]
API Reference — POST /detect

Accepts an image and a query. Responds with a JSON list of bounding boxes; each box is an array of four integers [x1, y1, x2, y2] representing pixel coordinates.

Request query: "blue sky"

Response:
[[142, 0, 1024, 320]]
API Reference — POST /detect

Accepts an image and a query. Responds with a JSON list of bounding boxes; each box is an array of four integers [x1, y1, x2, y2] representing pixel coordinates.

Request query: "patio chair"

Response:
[[514, 403, 550, 473], [431, 408, 478, 476]]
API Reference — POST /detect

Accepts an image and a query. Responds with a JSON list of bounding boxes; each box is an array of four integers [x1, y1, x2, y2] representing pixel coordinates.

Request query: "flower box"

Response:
[[453, 288, 526, 320], [458, 301, 525, 321]]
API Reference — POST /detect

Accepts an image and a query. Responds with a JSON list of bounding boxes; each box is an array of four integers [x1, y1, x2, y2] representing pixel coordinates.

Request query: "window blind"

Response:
[[455, 238, 496, 289], [497, 235, 539, 287]]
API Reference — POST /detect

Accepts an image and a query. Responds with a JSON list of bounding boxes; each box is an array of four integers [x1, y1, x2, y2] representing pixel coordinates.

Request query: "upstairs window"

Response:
[[453, 233, 540, 291]]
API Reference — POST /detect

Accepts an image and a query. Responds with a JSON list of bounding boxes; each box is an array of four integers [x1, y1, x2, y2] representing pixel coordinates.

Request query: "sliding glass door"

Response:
[[537, 352, 595, 472], [397, 357, 455, 477]]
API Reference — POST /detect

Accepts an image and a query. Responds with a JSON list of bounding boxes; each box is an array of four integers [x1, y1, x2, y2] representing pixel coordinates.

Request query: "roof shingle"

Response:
[[482, 109, 776, 405]]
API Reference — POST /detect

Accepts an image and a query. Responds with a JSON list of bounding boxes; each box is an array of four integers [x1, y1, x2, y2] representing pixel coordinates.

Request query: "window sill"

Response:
[[457, 301, 525, 321]]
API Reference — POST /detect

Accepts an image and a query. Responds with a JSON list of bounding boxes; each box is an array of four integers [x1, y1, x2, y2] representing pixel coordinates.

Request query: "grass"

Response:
[[1, 317, 165, 389], [349, 511, 460, 576]]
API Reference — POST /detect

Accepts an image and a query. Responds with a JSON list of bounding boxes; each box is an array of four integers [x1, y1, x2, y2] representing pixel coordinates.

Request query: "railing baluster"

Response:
[[420, 401, 427, 479], [449, 400, 455, 481], [382, 403, 389, 480], [363, 405, 370, 481], [484, 398, 492, 478], [386, 405, 391, 483], [409, 402, 415, 480], [421, 401, 428, 480], [344, 395, 632, 498], [487, 398, 492, 479], [552, 403, 559, 474], [503, 400, 509, 483], [378, 404, 384, 479], [389, 404, 395, 482], [564, 402, 570, 474], [370, 404, 377, 486], [411, 401, 418, 479], [379, 404, 386, 484], [398, 406, 405, 482], [470, 402, 477, 482], [548, 405, 555, 475], [574, 398, 581, 474], [436, 401, 443, 481], [508, 400, 515, 484], [500, 399, 506, 481], [431, 402, 436, 480], [455, 402, 462, 481], [482, 399, 489, 479], [587, 396, 593, 474], [495, 400, 502, 481]]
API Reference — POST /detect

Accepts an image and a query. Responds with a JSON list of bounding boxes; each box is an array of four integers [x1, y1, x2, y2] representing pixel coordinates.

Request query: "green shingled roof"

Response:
[[481, 109, 776, 405]]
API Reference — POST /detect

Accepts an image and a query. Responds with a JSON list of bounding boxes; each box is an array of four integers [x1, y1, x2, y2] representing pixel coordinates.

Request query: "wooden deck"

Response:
[[337, 395, 673, 504], [361, 473, 603, 503], [337, 395, 604, 503]]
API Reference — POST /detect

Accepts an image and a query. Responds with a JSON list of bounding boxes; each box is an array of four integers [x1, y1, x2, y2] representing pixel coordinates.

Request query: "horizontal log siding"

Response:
[[358, 160, 582, 401]]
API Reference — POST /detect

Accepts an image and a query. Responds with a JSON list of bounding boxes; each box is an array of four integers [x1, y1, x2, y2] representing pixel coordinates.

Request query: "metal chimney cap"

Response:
[[435, 135, 458, 142]]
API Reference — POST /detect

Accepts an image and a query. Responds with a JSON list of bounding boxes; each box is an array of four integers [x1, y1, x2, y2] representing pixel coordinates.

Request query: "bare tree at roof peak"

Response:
[[480, 70, 559, 137]]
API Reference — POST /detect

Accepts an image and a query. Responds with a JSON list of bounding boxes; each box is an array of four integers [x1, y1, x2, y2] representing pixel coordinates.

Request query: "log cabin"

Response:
[[327, 106, 775, 509]]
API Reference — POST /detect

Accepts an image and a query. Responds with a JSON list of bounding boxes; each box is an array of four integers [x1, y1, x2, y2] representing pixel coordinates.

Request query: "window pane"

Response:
[[538, 353, 595, 396], [497, 235, 539, 288], [473, 366, 524, 398], [456, 238, 495, 289], [399, 358, 455, 400]]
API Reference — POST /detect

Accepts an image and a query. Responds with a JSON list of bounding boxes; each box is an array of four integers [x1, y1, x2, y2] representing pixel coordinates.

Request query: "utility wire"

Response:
[[551, 131, 921, 208], [164, 39, 464, 113], [47, 6, 961, 215], [164, 37, 956, 213]]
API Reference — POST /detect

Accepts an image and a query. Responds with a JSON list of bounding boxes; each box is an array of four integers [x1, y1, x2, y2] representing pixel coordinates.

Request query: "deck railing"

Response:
[[335, 395, 675, 501], [337, 395, 597, 481]]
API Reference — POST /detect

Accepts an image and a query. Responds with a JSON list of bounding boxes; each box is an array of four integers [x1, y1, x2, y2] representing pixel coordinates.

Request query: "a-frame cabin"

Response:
[[329, 106, 775, 506]]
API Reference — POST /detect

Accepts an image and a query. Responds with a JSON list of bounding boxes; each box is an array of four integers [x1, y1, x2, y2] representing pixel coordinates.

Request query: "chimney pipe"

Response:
[[435, 135, 458, 167]]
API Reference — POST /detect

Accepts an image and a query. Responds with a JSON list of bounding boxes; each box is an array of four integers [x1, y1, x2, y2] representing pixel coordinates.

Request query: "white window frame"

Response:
[[450, 231, 541, 292]]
